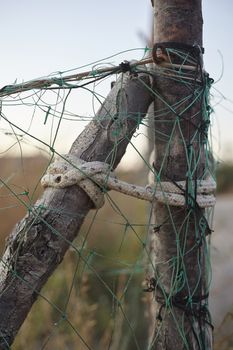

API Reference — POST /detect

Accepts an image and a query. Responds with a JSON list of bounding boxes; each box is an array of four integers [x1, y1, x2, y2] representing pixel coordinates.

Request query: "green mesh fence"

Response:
[[0, 47, 216, 350]]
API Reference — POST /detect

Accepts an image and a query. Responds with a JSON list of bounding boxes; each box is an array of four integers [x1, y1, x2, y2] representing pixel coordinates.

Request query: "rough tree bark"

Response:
[[149, 0, 213, 349], [0, 71, 153, 348]]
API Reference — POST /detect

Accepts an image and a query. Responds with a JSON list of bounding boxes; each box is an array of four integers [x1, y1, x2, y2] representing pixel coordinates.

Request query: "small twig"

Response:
[[0, 57, 200, 98]]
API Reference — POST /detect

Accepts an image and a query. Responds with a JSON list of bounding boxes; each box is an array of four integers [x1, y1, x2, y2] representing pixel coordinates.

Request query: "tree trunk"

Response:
[[0, 71, 153, 348], [149, 0, 213, 349]]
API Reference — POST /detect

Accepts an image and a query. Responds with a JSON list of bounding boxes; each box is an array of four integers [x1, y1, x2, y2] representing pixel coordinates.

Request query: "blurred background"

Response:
[[0, 1, 233, 349], [0, 158, 232, 350]]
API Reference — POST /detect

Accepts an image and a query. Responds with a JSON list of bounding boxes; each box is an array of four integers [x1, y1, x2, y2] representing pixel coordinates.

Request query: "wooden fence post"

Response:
[[149, 0, 213, 349]]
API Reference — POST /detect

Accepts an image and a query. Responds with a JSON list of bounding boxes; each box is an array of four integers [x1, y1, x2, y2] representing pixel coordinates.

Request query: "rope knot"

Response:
[[119, 61, 132, 73]]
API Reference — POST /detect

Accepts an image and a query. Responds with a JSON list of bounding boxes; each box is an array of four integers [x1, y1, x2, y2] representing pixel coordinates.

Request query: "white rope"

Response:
[[41, 155, 216, 209]]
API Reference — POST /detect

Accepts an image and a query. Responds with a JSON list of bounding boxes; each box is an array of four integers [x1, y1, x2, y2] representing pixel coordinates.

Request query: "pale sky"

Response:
[[0, 0, 232, 165]]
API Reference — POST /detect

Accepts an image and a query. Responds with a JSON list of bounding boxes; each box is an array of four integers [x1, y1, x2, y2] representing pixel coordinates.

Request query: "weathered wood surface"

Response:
[[149, 0, 213, 349], [0, 71, 153, 348]]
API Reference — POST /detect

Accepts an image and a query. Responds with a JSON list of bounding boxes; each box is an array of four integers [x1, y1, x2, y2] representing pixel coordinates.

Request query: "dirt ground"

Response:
[[210, 194, 233, 328]]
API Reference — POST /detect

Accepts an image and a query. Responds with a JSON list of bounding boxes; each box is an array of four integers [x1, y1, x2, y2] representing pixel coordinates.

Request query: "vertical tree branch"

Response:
[[149, 0, 213, 349]]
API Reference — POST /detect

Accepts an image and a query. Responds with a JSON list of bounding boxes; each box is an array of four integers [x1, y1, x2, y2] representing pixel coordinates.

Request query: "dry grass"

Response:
[[1, 155, 233, 349]]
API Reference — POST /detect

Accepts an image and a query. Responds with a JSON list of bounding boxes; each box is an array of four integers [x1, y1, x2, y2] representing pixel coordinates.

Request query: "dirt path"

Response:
[[209, 195, 233, 327]]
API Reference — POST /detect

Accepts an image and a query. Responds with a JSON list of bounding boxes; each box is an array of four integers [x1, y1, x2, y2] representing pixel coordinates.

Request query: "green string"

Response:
[[0, 47, 216, 349]]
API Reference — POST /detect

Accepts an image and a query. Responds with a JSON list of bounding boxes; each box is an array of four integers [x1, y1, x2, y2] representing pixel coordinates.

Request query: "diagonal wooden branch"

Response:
[[0, 70, 153, 348]]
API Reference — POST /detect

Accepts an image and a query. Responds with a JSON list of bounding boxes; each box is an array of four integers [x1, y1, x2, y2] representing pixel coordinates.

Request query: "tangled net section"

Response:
[[0, 46, 216, 349]]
